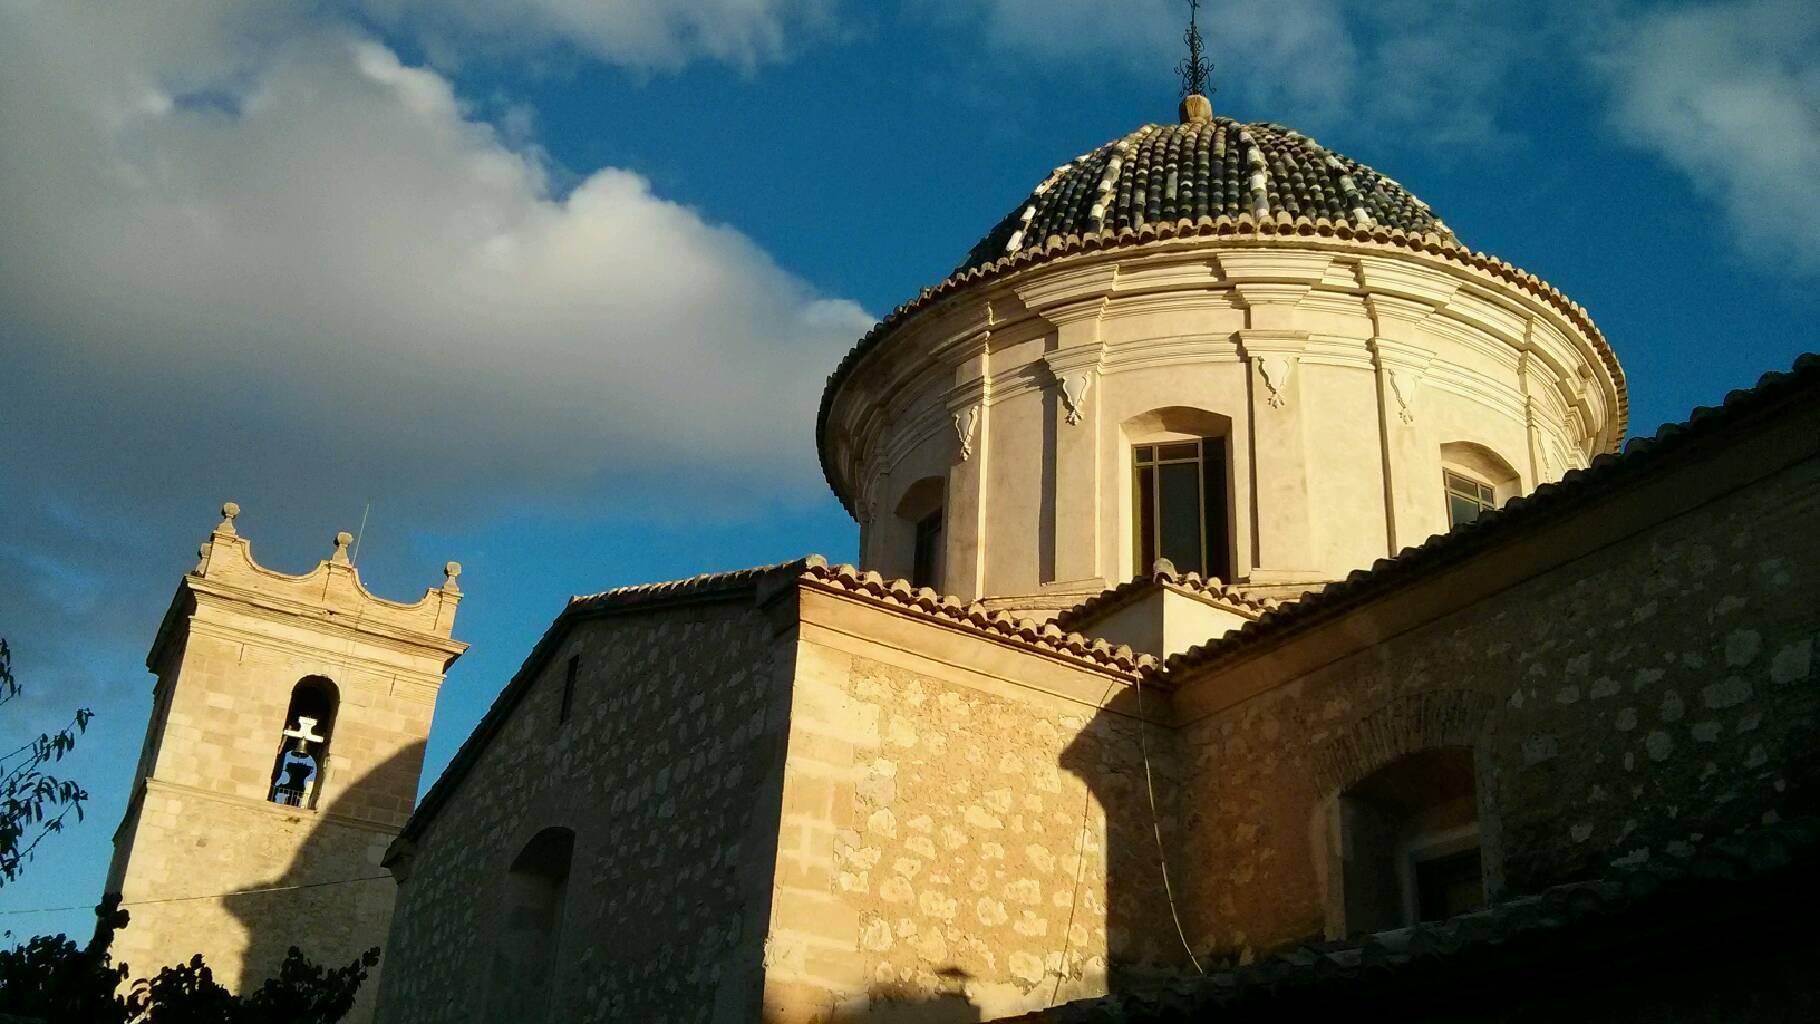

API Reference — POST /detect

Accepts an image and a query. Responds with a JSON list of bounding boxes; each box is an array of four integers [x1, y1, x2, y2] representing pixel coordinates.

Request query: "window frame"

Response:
[[1442, 468, 1498, 528], [911, 507, 943, 591], [558, 655, 579, 726], [1131, 435, 1231, 581]]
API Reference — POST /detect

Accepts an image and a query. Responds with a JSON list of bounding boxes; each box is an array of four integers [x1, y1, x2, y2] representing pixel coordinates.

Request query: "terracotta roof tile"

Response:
[[801, 562, 1154, 676], [1152, 352, 1819, 683], [959, 119, 1452, 277], [1052, 559, 1277, 635]]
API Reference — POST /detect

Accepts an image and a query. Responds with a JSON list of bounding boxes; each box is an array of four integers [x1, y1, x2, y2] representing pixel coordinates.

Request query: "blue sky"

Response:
[[2, 0, 1816, 945]]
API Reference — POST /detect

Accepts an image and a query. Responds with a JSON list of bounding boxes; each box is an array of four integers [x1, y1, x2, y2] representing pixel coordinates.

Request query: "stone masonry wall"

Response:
[[1174, 433, 1820, 958], [374, 598, 788, 1024], [107, 784, 397, 994], [766, 593, 1189, 1023]]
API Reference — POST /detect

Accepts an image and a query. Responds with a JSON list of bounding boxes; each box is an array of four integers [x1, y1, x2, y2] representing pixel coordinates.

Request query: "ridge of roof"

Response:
[[817, 222, 1627, 514], [394, 557, 819, 848], [1153, 351, 1820, 683], [1052, 560, 1279, 634], [1008, 815, 1820, 1021], [569, 558, 811, 610], [802, 562, 1156, 677]]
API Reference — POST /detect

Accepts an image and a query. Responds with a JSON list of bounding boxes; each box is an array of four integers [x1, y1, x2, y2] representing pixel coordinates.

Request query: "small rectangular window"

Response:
[[1444, 470, 1497, 527], [1133, 436, 1232, 581], [911, 509, 943, 590], [559, 655, 579, 725]]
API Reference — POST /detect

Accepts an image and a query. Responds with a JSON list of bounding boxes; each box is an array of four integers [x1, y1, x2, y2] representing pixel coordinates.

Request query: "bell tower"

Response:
[[104, 503, 466, 1020]]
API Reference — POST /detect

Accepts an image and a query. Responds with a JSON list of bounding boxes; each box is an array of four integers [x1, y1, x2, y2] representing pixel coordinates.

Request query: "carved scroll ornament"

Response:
[[953, 405, 980, 462], [1060, 372, 1093, 426], [1257, 357, 1292, 409]]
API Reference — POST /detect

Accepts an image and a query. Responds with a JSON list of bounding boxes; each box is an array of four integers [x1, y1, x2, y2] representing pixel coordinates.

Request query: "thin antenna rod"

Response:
[[350, 499, 372, 566]]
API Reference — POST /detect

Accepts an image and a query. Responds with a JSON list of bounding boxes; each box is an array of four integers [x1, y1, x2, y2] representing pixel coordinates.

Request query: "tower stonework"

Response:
[[105, 503, 465, 1020]]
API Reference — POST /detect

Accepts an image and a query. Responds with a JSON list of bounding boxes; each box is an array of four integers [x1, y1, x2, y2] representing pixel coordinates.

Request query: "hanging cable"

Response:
[[0, 874, 392, 918], [1049, 678, 1119, 1006], [1135, 673, 1205, 975]]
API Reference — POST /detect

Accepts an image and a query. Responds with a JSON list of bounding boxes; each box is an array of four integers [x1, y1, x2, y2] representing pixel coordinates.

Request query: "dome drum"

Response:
[[820, 115, 1625, 616]]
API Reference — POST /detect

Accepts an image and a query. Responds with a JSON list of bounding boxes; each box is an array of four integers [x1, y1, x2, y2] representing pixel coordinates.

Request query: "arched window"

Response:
[[896, 476, 945, 591], [1125, 408, 1234, 582], [486, 827, 575, 1022], [1338, 747, 1482, 934], [1440, 442, 1520, 528], [269, 677, 337, 808]]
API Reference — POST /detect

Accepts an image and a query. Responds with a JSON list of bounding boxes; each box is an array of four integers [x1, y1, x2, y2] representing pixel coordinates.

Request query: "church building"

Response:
[[358, 80, 1818, 1024], [102, 27, 1817, 1024]]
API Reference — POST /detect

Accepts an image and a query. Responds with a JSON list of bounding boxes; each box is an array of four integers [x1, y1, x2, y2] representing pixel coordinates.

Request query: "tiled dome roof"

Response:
[[957, 114, 1454, 275]]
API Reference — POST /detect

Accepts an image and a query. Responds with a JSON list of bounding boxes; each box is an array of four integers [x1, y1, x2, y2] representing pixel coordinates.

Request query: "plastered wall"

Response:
[[831, 243, 1620, 613]]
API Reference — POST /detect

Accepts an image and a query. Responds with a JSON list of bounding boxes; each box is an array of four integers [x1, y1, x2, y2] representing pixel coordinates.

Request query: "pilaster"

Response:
[[1039, 298, 1108, 586], [943, 333, 992, 600], [1519, 343, 1549, 488], [1235, 328, 1316, 577], [1368, 335, 1440, 553]]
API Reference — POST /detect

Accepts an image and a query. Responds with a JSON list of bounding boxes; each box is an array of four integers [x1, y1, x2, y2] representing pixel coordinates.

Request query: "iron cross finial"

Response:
[[1176, 0, 1213, 98]]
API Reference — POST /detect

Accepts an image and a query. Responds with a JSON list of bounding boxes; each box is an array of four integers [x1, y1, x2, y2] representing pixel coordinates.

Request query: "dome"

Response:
[[956, 114, 1455, 276]]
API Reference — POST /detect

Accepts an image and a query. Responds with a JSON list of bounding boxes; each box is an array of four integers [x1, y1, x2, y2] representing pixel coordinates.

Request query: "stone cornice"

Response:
[[183, 614, 454, 687], [182, 579, 468, 662]]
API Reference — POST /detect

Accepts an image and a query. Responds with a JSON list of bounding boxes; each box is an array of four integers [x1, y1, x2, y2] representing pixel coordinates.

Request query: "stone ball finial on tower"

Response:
[[332, 531, 353, 565], [443, 561, 462, 594], [216, 501, 241, 536], [1179, 93, 1213, 123]]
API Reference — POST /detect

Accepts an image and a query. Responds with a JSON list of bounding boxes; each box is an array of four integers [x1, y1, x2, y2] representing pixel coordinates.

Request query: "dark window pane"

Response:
[[1134, 445, 1153, 465], [912, 509, 943, 590], [559, 655, 579, 725], [1158, 461, 1203, 572], [1201, 439, 1231, 581], [1448, 493, 1484, 527], [1415, 847, 1484, 922], [1136, 465, 1156, 569], [1157, 441, 1199, 461]]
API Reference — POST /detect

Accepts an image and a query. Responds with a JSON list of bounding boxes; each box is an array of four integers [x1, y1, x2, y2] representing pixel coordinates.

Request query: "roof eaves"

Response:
[[1052, 562, 1275, 635], [801, 562, 1156, 677], [1154, 352, 1819, 682]]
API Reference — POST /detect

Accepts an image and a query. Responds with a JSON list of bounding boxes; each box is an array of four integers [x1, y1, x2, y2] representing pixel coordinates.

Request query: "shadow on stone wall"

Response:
[[1057, 684, 1191, 993], [219, 741, 424, 1009], [766, 972, 982, 1023]]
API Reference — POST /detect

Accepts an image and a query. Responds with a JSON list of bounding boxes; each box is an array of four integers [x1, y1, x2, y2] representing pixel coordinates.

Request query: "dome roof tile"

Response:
[[957, 117, 1452, 276]]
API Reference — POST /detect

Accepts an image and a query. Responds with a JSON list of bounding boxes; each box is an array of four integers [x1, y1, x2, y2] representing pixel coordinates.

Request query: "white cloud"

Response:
[[1594, 0, 1820, 272], [359, 0, 840, 70], [0, 1, 868, 697]]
